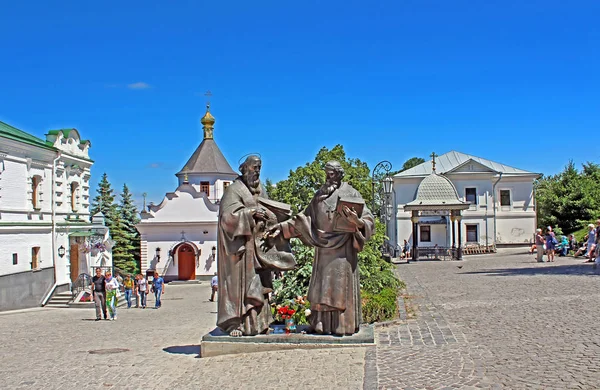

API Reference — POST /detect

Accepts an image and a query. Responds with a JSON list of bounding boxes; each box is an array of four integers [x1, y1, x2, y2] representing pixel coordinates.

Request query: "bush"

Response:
[[362, 287, 398, 323]]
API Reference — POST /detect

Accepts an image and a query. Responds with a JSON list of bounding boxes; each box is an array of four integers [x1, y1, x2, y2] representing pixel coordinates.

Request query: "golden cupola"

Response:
[[201, 103, 215, 140]]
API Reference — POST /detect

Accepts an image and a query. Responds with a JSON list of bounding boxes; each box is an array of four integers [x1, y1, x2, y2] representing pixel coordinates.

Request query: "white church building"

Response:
[[391, 151, 540, 253], [137, 104, 237, 281], [0, 121, 112, 311]]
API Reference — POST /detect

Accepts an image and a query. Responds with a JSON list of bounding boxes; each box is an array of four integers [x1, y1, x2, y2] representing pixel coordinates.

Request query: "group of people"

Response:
[[533, 222, 600, 268], [91, 268, 165, 321]]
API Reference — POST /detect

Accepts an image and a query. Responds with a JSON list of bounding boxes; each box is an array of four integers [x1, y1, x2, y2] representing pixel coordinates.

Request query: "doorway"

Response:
[[177, 244, 196, 280], [70, 244, 79, 282]]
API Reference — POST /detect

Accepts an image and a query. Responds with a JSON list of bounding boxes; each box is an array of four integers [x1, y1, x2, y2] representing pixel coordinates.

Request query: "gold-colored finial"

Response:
[[430, 152, 438, 172], [201, 90, 215, 139]]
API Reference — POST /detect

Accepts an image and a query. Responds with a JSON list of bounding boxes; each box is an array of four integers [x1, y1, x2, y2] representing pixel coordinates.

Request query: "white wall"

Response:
[[0, 229, 53, 276], [394, 173, 537, 246], [139, 223, 218, 277]]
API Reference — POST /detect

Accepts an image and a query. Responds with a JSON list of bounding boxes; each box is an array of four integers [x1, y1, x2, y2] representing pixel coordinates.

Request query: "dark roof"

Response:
[[0, 121, 55, 151], [176, 138, 237, 176]]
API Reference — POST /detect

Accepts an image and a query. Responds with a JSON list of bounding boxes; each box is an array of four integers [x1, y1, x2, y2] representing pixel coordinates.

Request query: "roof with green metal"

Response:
[[0, 121, 55, 150]]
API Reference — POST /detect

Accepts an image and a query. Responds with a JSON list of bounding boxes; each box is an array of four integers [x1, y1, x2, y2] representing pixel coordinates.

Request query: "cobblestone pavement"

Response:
[[0, 284, 365, 390], [372, 250, 600, 389], [2, 251, 599, 390]]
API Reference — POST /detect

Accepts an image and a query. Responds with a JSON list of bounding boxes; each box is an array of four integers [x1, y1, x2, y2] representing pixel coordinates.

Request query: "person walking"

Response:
[[92, 268, 107, 321], [105, 270, 119, 320], [209, 272, 218, 302], [153, 271, 165, 309], [123, 274, 134, 309], [136, 274, 148, 309], [535, 229, 545, 263]]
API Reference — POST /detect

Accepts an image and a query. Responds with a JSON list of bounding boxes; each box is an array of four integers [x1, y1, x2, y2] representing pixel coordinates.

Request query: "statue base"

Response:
[[200, 324, 374, 357]]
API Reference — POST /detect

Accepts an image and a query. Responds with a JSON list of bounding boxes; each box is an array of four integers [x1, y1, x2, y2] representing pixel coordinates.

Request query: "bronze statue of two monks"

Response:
[[216, 155, 374, 337]]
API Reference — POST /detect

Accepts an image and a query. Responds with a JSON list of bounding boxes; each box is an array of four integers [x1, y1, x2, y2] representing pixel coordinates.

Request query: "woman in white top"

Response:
[[105, 270, 120, 320], [586, 224, 596, 262]]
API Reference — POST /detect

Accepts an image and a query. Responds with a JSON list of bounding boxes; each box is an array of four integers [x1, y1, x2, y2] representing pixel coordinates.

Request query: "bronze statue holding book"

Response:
[[271, 160, 374, 336], [217, 156, 373, 337]]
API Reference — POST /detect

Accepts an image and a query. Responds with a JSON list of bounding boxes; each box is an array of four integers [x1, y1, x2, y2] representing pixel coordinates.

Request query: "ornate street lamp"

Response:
[[371, 160, 392, 213], [155, 247, 161, 262], [58, 245, 66, 258], [212, 246, 217, 258]]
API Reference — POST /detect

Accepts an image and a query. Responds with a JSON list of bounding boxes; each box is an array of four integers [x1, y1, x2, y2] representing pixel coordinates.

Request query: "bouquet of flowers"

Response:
[[277, 305, 296, 321], [93, 242, 107, 252]]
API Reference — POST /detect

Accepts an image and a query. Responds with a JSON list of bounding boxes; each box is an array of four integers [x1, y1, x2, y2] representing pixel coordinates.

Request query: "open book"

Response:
[[332, 196, 365, 233]]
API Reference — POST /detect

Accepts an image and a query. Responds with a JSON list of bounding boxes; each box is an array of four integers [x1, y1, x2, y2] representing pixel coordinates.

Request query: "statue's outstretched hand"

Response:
[[265, 224, 282, 239], [252, 208, 269, 222]]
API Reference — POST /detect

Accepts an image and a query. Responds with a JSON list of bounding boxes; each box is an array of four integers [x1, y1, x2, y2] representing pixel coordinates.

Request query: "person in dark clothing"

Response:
[[91, 268, 107, 321]]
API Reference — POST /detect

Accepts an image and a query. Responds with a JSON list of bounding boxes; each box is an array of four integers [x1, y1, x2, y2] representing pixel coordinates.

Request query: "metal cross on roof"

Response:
[[204, 90, 212, 106], [430, 152, 438, 172]]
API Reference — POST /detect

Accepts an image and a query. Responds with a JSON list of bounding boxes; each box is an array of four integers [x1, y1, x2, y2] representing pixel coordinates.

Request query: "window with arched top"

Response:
[[31, 176, 41, 209], [70, 182, 79, 212]]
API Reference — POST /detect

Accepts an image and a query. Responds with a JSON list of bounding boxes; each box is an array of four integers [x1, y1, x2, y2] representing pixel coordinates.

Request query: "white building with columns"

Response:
[[0, 121, 112, 311], [137, 104, 237, 281], [391, 151, 540, 253]]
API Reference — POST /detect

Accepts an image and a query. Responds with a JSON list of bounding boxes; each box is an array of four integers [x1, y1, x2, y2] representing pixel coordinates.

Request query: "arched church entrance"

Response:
[[177, 244, 196, 280]]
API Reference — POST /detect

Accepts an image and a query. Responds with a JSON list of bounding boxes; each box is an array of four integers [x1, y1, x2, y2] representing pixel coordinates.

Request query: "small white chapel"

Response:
[[136, 104, 237, 281]]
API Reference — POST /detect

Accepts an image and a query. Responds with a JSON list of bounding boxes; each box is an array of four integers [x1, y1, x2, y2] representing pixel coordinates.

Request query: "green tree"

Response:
[[535, 161, 600, 234], [90, 173, 117, 226], [400, 157, 426, 172], [114, 184, 141, 273], [110, 212, 138, 274]]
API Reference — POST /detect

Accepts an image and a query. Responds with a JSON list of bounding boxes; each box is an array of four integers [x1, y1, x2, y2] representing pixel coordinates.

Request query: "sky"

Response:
[[1, 0, 598, 207]]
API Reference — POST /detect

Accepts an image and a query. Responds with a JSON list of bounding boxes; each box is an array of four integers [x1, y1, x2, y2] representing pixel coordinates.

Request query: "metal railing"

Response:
[[71, 273, 93, 299], [416, 246, 458, 261]]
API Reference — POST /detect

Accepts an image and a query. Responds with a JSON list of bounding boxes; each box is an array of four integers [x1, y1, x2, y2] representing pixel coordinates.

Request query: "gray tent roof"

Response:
[[404, 173, 469, 211], [395, 150, 537, 177], [176, 138, 237, 177]]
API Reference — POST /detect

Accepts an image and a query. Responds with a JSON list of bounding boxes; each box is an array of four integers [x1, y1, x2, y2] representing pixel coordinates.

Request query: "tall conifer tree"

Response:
[[90, 173, 117, 226], [118, 184, 141, 272]]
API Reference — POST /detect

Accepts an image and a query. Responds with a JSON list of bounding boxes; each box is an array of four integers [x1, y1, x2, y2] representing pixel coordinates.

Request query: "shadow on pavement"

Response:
[[163, 345, 200, 357], [462, 263, 598, 277]]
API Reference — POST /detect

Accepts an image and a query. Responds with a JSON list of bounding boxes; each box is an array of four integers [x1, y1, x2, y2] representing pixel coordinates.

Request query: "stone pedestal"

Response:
[[200, 325, 375, 357]]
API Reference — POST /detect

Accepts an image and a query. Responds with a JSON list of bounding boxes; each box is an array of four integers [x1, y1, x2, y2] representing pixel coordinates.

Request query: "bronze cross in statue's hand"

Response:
[[326, 209, 336, 221]]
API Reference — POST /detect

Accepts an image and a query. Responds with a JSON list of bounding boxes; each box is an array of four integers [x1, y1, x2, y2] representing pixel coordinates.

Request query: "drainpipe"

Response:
[[42, 152, 62, 306], [492, 173, 503, 249], [485, 190, 489, 251]]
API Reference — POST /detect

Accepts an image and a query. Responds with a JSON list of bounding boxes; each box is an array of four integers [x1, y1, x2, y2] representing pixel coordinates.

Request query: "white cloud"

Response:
[[127, 82, 152, 90]]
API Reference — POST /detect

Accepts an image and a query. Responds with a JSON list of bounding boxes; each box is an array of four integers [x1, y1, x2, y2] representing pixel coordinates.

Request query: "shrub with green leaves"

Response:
[[362, 287, 398, 323]]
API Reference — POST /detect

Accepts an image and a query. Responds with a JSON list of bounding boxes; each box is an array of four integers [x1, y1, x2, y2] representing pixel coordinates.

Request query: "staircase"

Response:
[[45, 291, 73, 308]]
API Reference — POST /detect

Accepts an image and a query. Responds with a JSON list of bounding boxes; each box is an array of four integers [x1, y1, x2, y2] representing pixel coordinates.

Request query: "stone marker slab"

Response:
[[200, 324, 374, 357]]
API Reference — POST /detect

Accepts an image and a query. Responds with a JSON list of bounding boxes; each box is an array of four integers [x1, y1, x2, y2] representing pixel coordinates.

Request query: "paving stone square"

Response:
[[1, 250, 599, 389]]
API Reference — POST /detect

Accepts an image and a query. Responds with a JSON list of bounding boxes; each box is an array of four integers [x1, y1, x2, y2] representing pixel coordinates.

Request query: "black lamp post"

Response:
[[371, 160, 393, 215]]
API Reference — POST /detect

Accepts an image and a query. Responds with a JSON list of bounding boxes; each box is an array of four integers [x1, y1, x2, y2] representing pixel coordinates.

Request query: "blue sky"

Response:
[[1, 0, 598, 207]]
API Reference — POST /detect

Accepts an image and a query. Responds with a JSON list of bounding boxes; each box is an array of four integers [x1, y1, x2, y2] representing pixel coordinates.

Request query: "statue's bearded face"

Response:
[[317, 169, 343, 200], [242, 159, 262, 193]]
